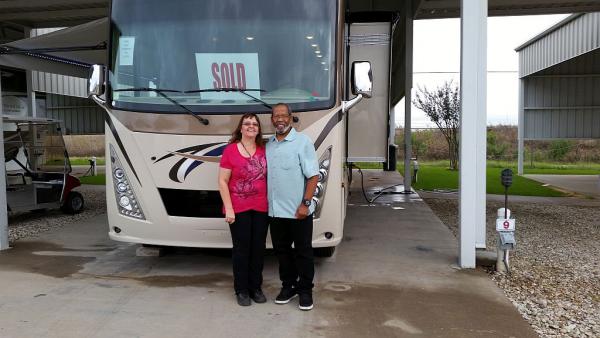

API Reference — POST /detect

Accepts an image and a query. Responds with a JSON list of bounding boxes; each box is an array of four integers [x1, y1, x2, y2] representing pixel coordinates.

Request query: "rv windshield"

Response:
[[109, 0, 336, 114]]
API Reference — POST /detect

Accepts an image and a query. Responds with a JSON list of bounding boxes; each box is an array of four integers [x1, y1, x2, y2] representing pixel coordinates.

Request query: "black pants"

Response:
[[229, 210, 268, 294], [270, 214, 314, 293]]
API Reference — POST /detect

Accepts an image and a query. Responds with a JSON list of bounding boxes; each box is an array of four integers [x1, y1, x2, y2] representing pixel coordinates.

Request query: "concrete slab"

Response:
[[419, 190, 600, 207], [525, 174, 600, 198], [0, 170, 537, 338]]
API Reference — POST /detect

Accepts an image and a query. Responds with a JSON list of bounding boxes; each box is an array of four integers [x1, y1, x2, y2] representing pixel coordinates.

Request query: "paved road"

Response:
[[525, 174, 600, 198], [0, 170, 537, 338]]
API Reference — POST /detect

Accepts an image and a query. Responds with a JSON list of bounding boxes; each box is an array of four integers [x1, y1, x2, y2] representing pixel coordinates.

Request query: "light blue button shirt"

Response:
[[266, 128, 319, 218]]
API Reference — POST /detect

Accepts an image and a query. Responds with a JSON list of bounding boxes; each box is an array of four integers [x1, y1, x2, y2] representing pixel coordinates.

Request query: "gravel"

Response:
[[423, 196, 600, 338], [8, 185, 106, 243]]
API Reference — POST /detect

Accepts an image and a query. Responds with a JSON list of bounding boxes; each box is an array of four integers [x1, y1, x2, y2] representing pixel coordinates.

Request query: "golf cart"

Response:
[[4, 116, 84, 214]]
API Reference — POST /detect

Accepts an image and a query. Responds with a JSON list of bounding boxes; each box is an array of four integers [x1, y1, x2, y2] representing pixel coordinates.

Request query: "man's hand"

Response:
[[295, 204, 309, 219]]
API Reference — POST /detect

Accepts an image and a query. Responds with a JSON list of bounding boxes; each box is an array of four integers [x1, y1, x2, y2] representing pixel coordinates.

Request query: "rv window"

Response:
[[109, 0, 336, 114]]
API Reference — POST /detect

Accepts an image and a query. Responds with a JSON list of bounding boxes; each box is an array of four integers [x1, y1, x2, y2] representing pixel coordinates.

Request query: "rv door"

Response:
[[346, 22, 391, 163]]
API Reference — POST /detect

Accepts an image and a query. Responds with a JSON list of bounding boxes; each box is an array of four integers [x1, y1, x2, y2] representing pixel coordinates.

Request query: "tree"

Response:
[[487, 129, 508, 160], [413, 81, 460, 170]]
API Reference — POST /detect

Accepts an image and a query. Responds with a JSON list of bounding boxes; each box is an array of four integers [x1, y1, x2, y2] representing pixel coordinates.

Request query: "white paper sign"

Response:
[[496, 218, 516, 232], [119, 37, 136, 66], [195, 53, 260, 100]]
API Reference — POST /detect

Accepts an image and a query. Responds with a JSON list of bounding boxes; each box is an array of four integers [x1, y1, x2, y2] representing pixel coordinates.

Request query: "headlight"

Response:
[[116, 182, 128, 193], [313, 183, 324, 198], [313, 146, 332, 218], [318, 168, 328, 182], [114, 168, 125, 179], [119, 196, 131, 208], [110, 144, 146, 220]]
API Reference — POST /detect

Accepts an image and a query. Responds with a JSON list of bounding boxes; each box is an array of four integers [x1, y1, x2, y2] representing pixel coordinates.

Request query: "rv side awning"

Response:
[[0, 17, 108, 78]]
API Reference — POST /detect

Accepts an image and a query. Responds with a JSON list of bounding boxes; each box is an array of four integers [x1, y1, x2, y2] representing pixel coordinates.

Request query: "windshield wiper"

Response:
[[186, 88, 271, 110], [113, 87, 209, 125]]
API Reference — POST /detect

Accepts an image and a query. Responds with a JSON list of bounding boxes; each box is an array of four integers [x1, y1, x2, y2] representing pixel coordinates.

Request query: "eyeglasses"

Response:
[[242, 122, 260, 127]]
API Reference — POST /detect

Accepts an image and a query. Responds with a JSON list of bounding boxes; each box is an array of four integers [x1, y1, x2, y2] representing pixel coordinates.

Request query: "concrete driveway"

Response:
[[526, 174, 600, 198], [0, 171, 537, 338]]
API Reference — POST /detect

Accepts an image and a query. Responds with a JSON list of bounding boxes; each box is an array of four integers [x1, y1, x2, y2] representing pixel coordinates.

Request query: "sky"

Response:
[[396, 14, 569, 128]]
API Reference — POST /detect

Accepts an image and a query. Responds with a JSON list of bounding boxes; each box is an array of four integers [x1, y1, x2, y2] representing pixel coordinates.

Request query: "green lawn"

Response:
[[79, 174, 106, 185], [487, 160, 600, 175], [70, 157, 106, 165], [408, 165, 566, 196], [353, 161, 569, 197]]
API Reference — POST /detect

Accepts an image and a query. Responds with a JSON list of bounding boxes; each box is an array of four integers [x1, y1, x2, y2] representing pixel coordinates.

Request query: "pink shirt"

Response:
[[219, 143, 268, 213]]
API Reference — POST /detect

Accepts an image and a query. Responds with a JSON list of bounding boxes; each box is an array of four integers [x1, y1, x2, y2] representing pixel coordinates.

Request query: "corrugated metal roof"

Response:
[[517, 12, 600, 78], [0, 0, 598, 28], [515, 14, 583, 51], [0, 0, 108, 28]]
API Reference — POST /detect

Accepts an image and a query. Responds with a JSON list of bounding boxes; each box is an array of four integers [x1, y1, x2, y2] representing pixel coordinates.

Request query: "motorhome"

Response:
[[89, 0, 395, 256]]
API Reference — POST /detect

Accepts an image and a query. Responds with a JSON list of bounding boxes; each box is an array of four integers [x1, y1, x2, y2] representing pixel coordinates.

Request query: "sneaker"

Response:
[[249, 289, 267, 303], [236, 292, 251, 306], [298, 293, 313, 311], [274, 288, 298, 304]]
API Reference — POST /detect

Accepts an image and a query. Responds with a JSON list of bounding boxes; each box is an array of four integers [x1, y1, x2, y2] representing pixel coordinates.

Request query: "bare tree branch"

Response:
[[413, 81, 460, 170]]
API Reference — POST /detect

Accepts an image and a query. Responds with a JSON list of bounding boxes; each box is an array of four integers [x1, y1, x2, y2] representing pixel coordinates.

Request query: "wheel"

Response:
[[61, 191, 84, 214], [314, 246, 336, 257]]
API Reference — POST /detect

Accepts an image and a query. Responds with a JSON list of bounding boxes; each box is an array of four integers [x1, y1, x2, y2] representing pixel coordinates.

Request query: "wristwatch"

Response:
[[302, 199, 312, 207]]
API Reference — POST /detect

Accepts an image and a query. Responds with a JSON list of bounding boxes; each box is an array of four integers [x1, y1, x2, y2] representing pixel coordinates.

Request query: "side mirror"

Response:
[[351, 61, 372, 98], [88, 64, 105, 97]]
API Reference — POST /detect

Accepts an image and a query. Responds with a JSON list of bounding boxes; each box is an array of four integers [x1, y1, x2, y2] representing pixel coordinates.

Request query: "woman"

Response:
[[218, 113, 268, 307]]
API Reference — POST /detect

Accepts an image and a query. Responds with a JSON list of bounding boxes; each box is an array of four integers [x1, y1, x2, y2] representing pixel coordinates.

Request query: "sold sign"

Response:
[[196, 53, 260, 100]]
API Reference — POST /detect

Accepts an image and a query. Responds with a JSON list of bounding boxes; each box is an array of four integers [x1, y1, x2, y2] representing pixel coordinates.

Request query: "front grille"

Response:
[[158, 188, 223, 218]]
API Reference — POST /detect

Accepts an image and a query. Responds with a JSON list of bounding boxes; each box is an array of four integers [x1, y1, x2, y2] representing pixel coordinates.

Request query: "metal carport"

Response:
[[2, 0, 600, 268], [516, 12, 600, 175]]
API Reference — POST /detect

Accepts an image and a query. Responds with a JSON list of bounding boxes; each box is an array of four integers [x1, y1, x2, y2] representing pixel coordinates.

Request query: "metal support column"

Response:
[[0, 71, 9, 250], [25, 28, 37, 118], [403, 2, 414, 192], [459, 0, 487, 268], [517, 79, 525, 175]]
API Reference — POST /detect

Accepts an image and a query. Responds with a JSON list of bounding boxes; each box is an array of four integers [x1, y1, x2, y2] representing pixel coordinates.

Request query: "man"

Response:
[[266, 103, 319, 311]]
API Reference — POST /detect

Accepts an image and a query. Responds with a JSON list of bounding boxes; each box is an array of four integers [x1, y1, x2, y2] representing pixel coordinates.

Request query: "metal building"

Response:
[[516, 13, 600, 174]]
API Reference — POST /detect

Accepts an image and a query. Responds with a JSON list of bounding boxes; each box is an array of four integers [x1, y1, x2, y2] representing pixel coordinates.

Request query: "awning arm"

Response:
[[0, 42, 106, 55]]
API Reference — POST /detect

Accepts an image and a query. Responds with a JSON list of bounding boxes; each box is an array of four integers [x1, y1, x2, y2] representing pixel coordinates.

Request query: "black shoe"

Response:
[[298, 293, 313, 311], [249, 289, 267, 303], [236, 292, 251, 306], [274, 288, 298, 304]]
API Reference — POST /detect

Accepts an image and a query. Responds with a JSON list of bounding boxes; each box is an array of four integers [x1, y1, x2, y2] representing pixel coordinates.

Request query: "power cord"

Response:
[[349, 164, 405, 204], [80, 159, 96, 177]]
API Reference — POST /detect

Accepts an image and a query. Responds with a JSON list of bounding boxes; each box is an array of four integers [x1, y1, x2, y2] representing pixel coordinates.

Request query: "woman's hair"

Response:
[[229, 113, 264, 146]]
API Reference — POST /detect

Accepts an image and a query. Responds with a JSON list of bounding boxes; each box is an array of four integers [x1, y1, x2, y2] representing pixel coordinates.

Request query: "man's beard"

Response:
[[275, 124, 291, 135]]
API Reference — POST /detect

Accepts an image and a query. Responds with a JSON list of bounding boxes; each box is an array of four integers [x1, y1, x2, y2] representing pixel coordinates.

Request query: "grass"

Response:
[[407, 165, 566, 197], [487, 160, 600, 175], [70, 157, 106, 166], [79, 174, 106, 185], [353, 161, 569, 197]]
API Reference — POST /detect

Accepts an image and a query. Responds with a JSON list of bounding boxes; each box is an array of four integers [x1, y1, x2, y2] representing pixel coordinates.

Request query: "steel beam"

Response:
[[0, 70, 9, 250], [403, 1, 414, 192]]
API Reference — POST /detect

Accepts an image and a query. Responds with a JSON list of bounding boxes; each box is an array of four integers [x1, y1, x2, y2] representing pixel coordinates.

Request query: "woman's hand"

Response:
[[225, 208, 235, 224]]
